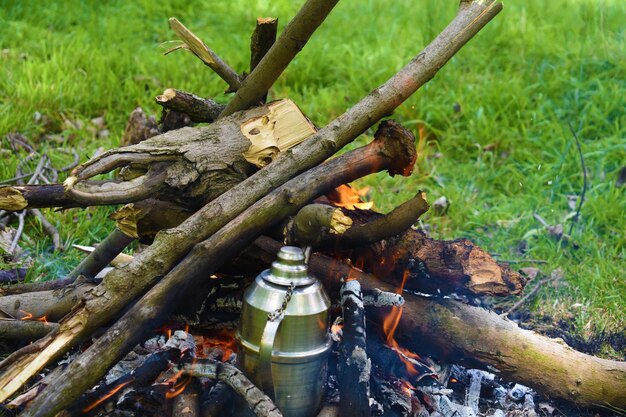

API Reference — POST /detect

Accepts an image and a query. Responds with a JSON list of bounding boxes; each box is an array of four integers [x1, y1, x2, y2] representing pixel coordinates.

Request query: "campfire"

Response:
[[1, 1, 625, 417]]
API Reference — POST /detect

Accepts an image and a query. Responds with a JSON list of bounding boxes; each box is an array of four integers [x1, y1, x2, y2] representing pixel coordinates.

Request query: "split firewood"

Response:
[[0, 0, 501, 408], [369, 373, 412, 417], [338, 280, 371, 417], [168, 18, 243, 92], [181, 360, 283, 417], [12, 121, 417, 416], [316, 404, 339, 417], [344, 217, 525, 296]]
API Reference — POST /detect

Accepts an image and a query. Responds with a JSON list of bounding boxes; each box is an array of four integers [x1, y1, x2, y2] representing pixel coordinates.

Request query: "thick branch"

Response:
[[0, 184, 76, 211], [1, 0, 501, 404], [0, 318, 58, 341], [250, 17, 278, 102], [16, 125, 416, 416], [169, 18, 242, 91], [220, 0, 340, 117], [155, 89, 225, 123]]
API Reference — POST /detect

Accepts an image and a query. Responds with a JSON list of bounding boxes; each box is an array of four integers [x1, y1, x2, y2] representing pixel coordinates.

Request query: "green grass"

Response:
[[1, 0, 624, 351]]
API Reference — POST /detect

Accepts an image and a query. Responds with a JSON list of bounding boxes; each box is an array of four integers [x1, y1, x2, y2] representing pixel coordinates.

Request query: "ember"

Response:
[[195, 329, 237, 361]]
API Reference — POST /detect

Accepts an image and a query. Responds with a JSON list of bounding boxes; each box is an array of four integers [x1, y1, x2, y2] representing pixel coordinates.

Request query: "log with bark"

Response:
[[5, 2, 602, 416], [249, 237, 626, 410], [0, 2, 503, 411]]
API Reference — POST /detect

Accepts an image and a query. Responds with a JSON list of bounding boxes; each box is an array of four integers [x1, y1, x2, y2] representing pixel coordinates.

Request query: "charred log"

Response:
[[338, 280, 371, 417]]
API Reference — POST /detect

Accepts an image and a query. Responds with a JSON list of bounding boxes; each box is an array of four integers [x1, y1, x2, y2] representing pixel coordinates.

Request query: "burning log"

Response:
[[344, 217, 525, 296], [0, 0, 503, 412], [338, 280, 371, 417], [11, 121, 417, 416], [248, 237, 626, 409]]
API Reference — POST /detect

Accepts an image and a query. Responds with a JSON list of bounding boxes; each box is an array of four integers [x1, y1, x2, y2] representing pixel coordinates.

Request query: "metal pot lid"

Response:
[[262, 246, 316, 286]]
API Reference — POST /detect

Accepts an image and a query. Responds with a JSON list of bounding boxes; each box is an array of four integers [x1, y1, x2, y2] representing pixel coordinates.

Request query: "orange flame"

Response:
[[400, 379, 415, 397], [82, 379, 134, 412], [331, 323, 343, 336], [327, 184, 374, 210], [165, 370, 192, 400], [382, 269, 424, 377], [19, 310, 33, 320], [195, 329, 237, 361], [19, 310, 47, 323]]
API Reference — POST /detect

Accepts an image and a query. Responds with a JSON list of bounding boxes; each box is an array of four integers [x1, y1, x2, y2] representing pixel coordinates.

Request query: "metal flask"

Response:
[[236, 246, 331, 417]]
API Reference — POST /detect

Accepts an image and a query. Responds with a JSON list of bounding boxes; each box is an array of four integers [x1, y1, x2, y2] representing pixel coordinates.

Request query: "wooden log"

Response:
[[386, 291, 626, 410], [0, 318, 58, 341], [343, 216, 525, 296], [0, 282, 95, 322], [0, 0, 501, 403], [172, 378, 202, 417], [65, 227, 135, 282], [0, 99, 314, 212], [120, 107, 160, 147], [14, 123, 415, 416], [244, 237, 626, 409], [338, 280, 371, 417]]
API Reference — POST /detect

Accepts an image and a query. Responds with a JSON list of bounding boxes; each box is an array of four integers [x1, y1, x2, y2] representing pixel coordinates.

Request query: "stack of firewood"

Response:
[[0, 1, 625, 416]]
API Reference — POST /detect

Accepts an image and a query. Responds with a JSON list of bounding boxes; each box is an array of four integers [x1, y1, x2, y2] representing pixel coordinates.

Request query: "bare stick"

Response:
[[0, 1, 501, 404], [338, 190, 428, 247], [65, 227, 136, 282], [169, 18, 242, 91], [250, 17, 278, 102], [155, 88, 225, 123], [220, 0, 340, 117]]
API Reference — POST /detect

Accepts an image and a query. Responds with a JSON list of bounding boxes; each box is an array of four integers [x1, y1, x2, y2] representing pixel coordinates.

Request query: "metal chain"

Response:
[[267, 281, 295, 321]]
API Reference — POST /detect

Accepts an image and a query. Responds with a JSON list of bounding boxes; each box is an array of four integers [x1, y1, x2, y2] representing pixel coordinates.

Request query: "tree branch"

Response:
[[168, 18, 242, 91], [220, 0, 340, 117], [155, 88, 225, 123], [249, 17, 278, 102]]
